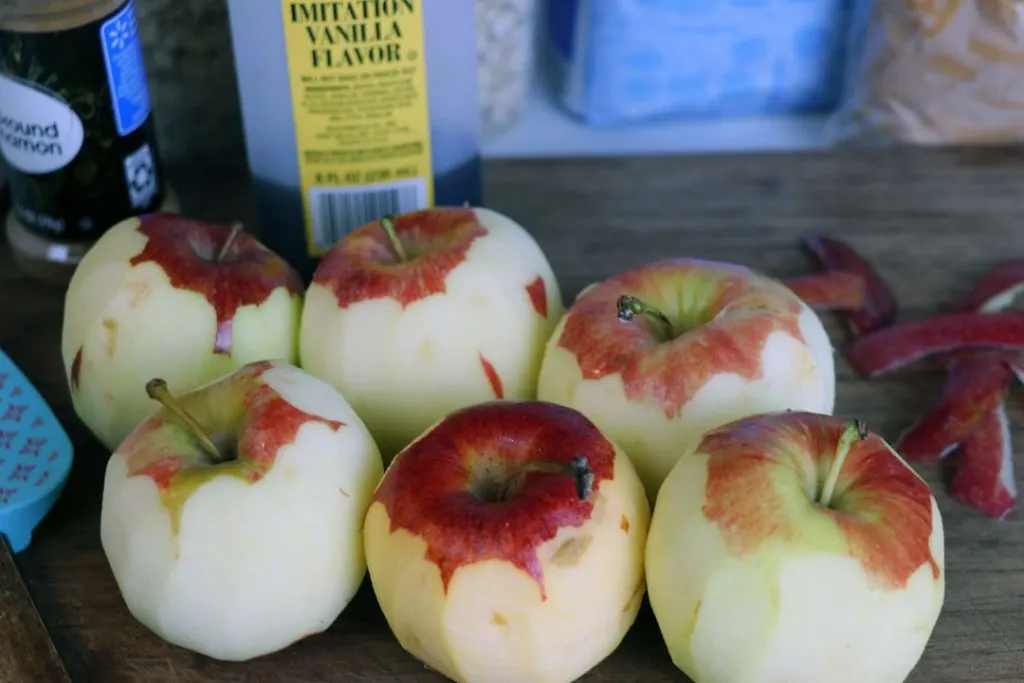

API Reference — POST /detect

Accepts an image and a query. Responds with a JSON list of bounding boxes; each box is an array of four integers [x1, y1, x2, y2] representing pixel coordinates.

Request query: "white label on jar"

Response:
[[0, 74, 85, 175]]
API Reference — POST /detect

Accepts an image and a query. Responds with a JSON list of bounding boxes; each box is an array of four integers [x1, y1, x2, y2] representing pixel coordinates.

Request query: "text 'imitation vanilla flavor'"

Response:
[[226, 0, 482, 280]]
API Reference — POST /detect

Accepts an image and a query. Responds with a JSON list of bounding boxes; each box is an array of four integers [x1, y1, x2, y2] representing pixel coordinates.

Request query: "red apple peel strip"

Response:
[[843, 312, 1024, 378], [950, 260, 1024, 314], [895, 263, 1024, 461], [801, 234, 897, 334], [938, 263, 1022, 517], [782, 272, 866, 311], [950, 404, 1017, 520], [942, 259, 1024, 383], [895, 353, 1015, 462]]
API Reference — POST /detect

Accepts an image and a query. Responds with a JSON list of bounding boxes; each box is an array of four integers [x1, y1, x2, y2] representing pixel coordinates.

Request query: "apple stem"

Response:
[[511, 455, 595, 501], [379, 215, 408, 263], [819, 419, 868, 508], [617, 295, 674, 338], [145, 378, 225, 464], [216, 222, 244, 262]]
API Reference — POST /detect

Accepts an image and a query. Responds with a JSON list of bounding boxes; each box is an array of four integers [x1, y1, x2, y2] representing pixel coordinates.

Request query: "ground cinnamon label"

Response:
[[0, 0, 166, 239], [828, 0, 1024, 144]]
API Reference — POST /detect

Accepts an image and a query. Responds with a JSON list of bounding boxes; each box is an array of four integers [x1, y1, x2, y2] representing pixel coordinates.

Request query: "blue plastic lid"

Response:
[[0, 347, 74, 553]]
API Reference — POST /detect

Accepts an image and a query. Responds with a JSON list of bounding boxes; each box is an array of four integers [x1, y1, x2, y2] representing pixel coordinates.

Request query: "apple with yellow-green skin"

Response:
[[537, 258, 836, 502], [646, 410, 945, 683], [62, 213, 304, 452], [299, 207, 563, 462], [363, 400, 650, 683], [100, 360, 384, 662]]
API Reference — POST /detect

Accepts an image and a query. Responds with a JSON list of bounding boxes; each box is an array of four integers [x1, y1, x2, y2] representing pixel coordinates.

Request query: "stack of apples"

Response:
[[62, 207, 946, 682]]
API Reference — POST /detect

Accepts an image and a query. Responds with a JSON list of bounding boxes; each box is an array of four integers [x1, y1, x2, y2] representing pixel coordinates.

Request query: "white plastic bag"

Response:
[[827, 0, 1024, 145]]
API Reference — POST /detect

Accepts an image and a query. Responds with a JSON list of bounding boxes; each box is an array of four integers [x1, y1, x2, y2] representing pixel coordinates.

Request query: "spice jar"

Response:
[[477, 0, 538, 137], [0, 0, 177, 285]]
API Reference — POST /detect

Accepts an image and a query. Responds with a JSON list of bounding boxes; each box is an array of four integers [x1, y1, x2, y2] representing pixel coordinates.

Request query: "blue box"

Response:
[[548, 0, 851, 125]]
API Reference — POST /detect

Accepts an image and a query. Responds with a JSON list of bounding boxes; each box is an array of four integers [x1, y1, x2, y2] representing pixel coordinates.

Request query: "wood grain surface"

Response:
[[0, 538, 72, 683], [2, 147, 1024, 682]]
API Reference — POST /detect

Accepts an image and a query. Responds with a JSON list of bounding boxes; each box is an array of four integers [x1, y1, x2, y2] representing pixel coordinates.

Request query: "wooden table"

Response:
[[2, 147, 1023, 682]]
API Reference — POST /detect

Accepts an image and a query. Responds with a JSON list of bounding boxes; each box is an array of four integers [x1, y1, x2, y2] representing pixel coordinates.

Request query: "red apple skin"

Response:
[[371, 401, 616, 595], [556, 261, 806, 419], [537, 258, 835, 501], [120, 360, 343, 511], [950, 404, 1017, 520], [62, 213, 305, 451], [311, 207, 488, 308], [363, 400, 650, 682], [699, 413, 941, 588], [100, 359, 385, 662], [300, 207, 564, 461], [129, 214, 304, 354], [646, 411, 945, 683]]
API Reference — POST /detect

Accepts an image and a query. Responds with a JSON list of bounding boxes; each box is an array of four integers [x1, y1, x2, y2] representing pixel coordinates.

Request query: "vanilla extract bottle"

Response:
[[226, 0, 482, 281]]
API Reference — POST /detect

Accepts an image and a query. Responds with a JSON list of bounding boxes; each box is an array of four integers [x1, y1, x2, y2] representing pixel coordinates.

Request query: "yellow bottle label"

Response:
[[280, 0, 434, 257]]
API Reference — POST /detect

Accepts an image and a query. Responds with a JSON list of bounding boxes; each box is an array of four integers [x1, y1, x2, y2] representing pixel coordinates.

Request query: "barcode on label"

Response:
[[309, 179, 428, 252]]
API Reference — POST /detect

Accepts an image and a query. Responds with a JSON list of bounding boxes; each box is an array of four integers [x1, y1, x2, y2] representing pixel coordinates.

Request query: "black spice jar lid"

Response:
[[0, 1, 123, 32]]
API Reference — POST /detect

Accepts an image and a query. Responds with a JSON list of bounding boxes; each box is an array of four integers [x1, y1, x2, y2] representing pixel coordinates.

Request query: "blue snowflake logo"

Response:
[[106, 14, 137, 51]]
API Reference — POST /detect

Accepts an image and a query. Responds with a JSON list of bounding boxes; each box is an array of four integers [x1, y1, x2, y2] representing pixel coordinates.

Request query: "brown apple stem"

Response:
[[617, 295, 673, 338], [511, 455, 595, 501], [819, 419, 868, 507], [145, 379, 224, 464], [379, 215, 408, 263], [216, 222, 244, 262]]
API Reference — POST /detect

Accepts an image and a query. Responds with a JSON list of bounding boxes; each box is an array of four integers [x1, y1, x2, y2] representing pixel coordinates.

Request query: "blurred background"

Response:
[[6, 0, 1005, 176], [4, 0, 1015, 282]]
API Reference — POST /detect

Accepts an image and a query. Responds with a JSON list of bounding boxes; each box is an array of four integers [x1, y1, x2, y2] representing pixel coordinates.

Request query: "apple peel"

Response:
[[941, 259, 1024, 385], [879, 260, 1024, 517], [844, 312, 1024, 378], [950, 260, 1024, 314], [647, 411, 945, 683], [895, 263, 1024, 462], [310, 208, 488, 309], [300, 206, 564, 462], [895, 352, 1016, 462], [782, 271, 866, 312], [100, 360, 384, 662], [801, 233, 897, 334], [363, 400, 650, 683], [950, 403, 1017, 520], [129, 215, 304, 356]]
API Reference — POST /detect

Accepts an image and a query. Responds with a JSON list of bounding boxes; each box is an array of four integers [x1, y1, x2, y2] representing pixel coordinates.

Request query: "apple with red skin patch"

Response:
[[62, 213, 304, 451], [537, 258, 836, 502], [300, 207, 563, 461], [645, 411, 945, 683], [100, 360, 384, 662], [363, 400, 650, 683]]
